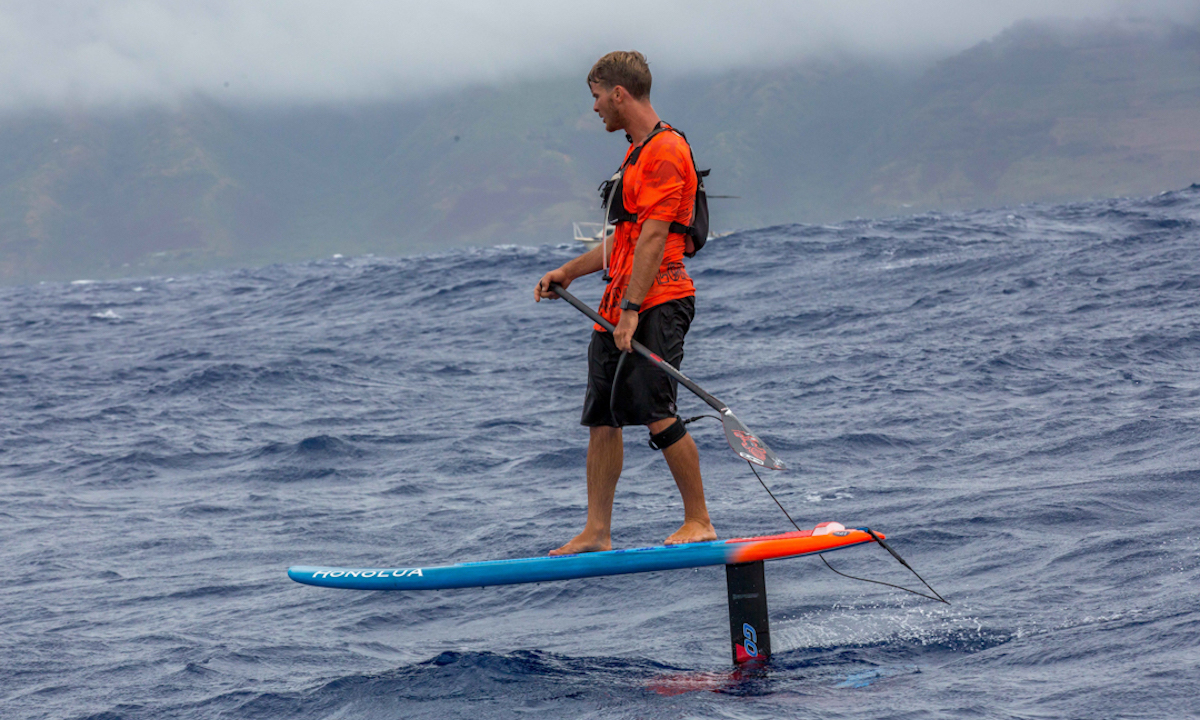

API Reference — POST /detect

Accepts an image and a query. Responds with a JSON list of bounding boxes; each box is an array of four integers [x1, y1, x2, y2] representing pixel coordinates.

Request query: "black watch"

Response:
[[619, 298, 641, 312]]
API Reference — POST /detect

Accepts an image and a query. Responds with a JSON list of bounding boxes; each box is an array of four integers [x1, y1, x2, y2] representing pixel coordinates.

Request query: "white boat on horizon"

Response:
[[573, 222, 613, 249], [573, 221, 733, 248]]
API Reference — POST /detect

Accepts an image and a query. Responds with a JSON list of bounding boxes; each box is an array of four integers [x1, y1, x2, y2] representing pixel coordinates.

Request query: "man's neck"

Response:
[[622, 103, 661, 146]]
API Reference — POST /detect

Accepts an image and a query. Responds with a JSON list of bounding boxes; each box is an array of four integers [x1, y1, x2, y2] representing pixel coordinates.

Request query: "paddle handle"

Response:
[[548, 283, 727, 413]]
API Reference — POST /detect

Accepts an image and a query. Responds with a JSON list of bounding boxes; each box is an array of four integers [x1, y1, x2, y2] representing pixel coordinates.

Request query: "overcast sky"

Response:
[[0, 0, 1195, 113]]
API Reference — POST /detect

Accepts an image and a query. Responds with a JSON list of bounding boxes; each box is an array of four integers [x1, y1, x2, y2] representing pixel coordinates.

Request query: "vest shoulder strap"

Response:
[[622, 124, 671, 170]]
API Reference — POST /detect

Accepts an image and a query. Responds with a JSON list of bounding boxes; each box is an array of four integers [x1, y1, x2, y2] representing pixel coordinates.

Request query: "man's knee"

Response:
[[648, 417, 687, 451]]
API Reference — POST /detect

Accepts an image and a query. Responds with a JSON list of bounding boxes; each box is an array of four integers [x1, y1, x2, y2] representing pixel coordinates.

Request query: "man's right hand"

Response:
[[535, 269, 572, 302]]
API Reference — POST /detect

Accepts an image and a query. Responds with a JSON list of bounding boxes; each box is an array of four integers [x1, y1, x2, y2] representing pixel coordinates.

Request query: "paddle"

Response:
[[548, 282, 787, 471]]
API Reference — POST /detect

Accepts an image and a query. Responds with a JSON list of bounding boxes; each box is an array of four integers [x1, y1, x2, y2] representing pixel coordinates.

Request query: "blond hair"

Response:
[[587, 51, 652, 99]]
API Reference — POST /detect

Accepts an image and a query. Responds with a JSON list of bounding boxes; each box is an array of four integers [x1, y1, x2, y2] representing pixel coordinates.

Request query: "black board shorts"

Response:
[[581, 296, 695, 428]]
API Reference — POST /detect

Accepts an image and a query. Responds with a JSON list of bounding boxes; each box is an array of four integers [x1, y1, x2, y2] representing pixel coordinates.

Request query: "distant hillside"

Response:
[[1, 18, 1197, 283], [862, 19, 1200, 211]]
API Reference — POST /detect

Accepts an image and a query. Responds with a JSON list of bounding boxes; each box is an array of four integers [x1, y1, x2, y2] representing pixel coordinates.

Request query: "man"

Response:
[[535, 51, 715, 555]]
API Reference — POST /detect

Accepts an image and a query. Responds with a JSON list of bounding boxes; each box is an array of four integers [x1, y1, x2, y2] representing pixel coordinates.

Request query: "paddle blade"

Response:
[[721, 410, 787, 470]]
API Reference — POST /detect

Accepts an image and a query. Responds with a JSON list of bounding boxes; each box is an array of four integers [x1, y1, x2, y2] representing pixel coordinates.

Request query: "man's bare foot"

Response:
[[664, 519, 717, 545], [549, 530, 611, 556]]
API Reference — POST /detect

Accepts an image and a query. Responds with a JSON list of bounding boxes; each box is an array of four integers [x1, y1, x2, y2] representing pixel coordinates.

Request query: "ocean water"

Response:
[[2, 185, 1199, 719]]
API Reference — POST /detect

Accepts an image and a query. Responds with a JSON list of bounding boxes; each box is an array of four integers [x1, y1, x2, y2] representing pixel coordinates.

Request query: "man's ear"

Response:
[[611, 85, 625, 103]]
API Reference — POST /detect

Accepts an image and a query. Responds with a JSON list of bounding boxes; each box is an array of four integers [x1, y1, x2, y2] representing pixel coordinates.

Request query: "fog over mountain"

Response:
[[1, 1, 1196, 111], [1, 7, 1198, 282]]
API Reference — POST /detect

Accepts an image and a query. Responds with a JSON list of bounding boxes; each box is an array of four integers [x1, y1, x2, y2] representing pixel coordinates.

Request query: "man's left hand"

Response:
[[614, 309, 639, 352]]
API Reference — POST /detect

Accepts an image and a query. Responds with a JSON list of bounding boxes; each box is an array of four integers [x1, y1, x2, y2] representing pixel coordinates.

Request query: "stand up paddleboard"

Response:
[[289, 522, 881, 664], [288, 522, 875, 591]]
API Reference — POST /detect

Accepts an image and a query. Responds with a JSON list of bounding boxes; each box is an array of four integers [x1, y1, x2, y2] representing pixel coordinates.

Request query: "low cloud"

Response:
[[0, 0, 1195, 112]]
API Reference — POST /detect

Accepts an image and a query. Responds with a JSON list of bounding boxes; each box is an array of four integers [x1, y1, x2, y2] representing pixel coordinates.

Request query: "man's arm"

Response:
[[535, 242, 607, 302], [612, 218, 670, 352]]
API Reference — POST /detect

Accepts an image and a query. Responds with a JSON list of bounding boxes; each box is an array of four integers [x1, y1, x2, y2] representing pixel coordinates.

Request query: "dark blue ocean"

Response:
[[3, 186, 1200, 719]]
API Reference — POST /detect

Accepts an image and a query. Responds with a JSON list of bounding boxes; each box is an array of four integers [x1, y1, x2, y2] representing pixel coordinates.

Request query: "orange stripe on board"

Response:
[[728, 529, 880, 564]]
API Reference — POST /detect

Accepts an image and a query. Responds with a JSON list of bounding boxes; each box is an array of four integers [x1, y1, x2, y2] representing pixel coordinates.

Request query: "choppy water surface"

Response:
[[3, 186, 1199, 719]]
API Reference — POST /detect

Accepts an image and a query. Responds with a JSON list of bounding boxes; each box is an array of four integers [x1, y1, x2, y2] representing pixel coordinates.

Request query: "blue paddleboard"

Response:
[[288, 523, 878, 591]]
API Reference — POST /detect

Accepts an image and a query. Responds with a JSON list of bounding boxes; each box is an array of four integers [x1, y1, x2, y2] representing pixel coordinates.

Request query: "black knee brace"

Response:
[[648, 417, 687, 451]]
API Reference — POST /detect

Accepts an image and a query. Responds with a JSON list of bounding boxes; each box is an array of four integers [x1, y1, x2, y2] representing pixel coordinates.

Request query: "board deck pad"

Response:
[[288, 522, 878, 591]]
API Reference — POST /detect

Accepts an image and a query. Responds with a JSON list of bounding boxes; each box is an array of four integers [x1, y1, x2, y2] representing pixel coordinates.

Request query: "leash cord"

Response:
[[687, 414, 949, 604], [740, 429, 949, 604], [746, 459, 803, 533], [819, 553, 948, 604]]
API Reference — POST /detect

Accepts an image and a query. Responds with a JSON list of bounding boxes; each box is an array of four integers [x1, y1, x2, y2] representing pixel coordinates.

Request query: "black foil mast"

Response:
[[548, 283, 787, 471]]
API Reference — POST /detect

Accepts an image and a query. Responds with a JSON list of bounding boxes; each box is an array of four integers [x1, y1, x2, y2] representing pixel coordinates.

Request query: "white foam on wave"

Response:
[[772, 600, 995, 654]]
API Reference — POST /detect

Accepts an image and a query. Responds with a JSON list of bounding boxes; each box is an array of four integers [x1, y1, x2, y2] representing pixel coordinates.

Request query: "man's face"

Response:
[[590, 81, 623, 133]]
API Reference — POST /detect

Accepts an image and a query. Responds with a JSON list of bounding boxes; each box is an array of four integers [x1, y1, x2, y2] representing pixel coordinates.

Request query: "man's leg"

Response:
[[648, 417, 716, 545], [549, 425, 624, 555]]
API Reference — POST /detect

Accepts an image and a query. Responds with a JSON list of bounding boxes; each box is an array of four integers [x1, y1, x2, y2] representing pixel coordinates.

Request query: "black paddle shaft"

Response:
[[547, 283, 786, 470]]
